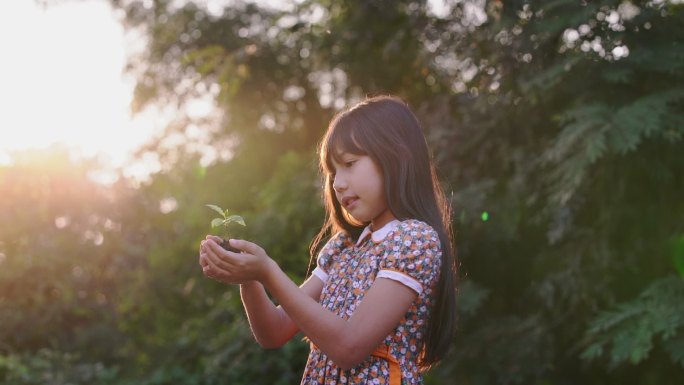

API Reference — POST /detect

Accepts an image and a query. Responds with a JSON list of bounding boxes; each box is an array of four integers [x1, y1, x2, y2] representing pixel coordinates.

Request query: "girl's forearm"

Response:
[[240, 280, 296, 348], [261, 259, 362, 369]]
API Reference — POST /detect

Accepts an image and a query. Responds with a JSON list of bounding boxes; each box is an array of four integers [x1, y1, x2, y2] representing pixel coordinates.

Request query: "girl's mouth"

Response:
[[341, 196, 359, 209]]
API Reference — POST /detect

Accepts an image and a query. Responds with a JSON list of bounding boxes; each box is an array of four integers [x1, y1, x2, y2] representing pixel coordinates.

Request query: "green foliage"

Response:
[[544, 88, 684, 204], [0, 148, 129, 362], [582, 276, 684, 367], [455, 279, 491, 320], [246, 150, 323, 277], [206, 204, 246, 230], [0, 349, 119, 385]]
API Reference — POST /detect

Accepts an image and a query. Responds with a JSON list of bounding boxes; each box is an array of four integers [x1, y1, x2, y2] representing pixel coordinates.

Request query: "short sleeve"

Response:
[[311, 232, 347, 283], [377, 221, 442, 295]]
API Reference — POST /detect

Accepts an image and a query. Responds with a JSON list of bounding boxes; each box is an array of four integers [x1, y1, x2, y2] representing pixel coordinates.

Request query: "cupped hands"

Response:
[[199, 235, 275, 285]]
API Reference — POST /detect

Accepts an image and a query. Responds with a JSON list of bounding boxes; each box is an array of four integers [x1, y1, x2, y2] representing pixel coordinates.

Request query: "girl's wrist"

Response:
[[260, 258, 281, 289], [240, 280, 261, 290]]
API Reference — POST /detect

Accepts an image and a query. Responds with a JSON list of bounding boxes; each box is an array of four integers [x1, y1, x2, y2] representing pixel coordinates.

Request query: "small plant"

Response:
[[206, 204, 246, 252]]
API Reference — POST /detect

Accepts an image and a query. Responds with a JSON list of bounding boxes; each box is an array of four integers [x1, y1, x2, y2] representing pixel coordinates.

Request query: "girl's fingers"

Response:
[[204, 257, 234, 283], [203, 265, 214, 277], [205, 235, 222, 243], [204, 248, 234, 272], [203, 239, 238, 259], [201, 245, 244, 284], [201, 237, 229, 256], [203, 245, 231, 270], [228, 239, 263, 256], [200, 237, 268, 285], [204, 238, 253, 260], [204, 264, 239, 284]]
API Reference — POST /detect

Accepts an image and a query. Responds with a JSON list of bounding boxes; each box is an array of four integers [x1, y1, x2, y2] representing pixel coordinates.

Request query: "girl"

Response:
[[199, 95, 457, 385]]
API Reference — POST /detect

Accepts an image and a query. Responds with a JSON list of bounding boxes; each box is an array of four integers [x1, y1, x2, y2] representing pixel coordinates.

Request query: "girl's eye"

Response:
[[345, 160, 356, 167]]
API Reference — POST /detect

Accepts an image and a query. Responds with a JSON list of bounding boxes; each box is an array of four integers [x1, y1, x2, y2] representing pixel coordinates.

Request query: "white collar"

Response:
[[356, 219, 401, 246]]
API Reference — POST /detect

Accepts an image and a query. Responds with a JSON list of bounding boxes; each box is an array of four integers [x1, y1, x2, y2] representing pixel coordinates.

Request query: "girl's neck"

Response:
[[370, 211, 397, 232]]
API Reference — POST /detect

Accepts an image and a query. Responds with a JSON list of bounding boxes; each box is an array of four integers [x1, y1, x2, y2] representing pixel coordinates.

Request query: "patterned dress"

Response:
[[301, 219, 442, 385]]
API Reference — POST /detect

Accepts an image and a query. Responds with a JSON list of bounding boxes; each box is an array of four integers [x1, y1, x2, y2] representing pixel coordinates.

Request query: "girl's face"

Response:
[[330, 152, 396, 230]]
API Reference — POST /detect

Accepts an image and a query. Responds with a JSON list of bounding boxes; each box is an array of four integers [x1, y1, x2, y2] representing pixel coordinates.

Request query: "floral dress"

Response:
[[302, 219, 442, 385]]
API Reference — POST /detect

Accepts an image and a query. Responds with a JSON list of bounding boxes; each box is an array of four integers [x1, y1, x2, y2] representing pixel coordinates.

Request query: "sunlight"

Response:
[[0, 0, 162, 176], [0, 0, 462, 180]]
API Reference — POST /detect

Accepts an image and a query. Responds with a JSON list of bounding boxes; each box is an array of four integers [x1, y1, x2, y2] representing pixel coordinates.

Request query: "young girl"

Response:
[[199, 95, 457, 384]]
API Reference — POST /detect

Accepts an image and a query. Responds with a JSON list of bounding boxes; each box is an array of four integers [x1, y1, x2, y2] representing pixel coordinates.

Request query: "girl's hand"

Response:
[[198, 235, 222, 272], [199, 236, 275, 284]]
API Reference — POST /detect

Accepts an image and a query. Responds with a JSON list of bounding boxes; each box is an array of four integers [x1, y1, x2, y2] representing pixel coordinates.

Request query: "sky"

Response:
[[0, 0, 298, 181], [0, 0, 164, 177]]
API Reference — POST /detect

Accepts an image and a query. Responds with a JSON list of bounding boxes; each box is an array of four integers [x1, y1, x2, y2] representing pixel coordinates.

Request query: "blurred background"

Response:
[[1, 0, 683, 384]]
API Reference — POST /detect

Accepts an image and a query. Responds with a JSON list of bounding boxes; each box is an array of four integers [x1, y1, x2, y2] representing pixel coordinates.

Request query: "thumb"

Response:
[[229, 239, 263, 255]]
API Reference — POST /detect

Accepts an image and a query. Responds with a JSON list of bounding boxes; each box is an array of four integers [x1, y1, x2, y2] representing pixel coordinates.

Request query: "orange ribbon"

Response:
[[371, 345, 401, 385], [308, 342, 402, 385]]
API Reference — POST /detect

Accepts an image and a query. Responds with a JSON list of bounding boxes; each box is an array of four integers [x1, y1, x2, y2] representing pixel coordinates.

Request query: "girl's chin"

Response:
[[344, 210, 368, 225]]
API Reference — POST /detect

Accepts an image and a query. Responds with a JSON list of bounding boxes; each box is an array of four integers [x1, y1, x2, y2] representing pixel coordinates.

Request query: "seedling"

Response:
[[206, 204, 246, 252]]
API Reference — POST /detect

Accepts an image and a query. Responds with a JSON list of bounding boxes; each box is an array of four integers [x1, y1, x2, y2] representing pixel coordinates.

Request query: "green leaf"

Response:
[[664, 337, 684, 367], [456, 279, 490, 318], [582, 276, 684, 367], [225, 215, 246, 226], [206, 204, 225, 218], [211, 218, 225, 228], [601, 68, 633, 84], [581, 343, 604, 361], [610, 88, 684, 154]]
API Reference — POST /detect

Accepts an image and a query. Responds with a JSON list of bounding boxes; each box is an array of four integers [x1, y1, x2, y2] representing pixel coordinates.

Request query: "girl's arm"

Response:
[[201, 238, 417, 370], [238, 277, 323, 348], [200, 237, 324, 348]]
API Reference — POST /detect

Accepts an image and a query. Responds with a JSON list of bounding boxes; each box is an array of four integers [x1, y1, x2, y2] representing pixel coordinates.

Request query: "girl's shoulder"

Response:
[[381, 219, 442, 251], [322, 231, 352, 252], [391, 219, 439, 239]]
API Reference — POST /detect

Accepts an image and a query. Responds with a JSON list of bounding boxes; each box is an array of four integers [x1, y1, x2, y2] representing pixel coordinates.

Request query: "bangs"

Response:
[[320, 118, 367, 175]]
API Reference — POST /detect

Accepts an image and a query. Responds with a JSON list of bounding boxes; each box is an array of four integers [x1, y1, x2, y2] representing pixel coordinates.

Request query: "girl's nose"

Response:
[[332, 174, 347, 192]]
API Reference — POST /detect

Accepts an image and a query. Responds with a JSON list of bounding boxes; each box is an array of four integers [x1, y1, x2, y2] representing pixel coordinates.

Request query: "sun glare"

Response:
[[0, 0, 162, 180]]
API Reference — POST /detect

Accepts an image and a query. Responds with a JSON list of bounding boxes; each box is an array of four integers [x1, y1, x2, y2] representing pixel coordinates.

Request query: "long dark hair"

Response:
[[310, 95, 457, 369]]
